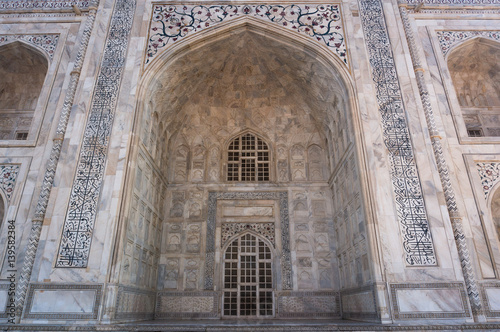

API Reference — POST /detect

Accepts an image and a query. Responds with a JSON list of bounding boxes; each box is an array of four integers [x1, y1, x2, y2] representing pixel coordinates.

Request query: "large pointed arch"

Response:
[[113, 14, 380, 321]]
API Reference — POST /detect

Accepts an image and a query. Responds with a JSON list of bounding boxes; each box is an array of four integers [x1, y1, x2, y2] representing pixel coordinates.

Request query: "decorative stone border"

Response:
[[0, 0, 89, 11], [146, 4, 347, 67], [23, 283, 102, 320], [436, 30, 500, 56], [204, 191, 291, 290]]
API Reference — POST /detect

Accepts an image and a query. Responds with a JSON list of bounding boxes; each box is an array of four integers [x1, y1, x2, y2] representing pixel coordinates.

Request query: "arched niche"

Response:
[[448, 38, 500, 137], [115, 19, 372, 321], [0, 41, 48, 140]]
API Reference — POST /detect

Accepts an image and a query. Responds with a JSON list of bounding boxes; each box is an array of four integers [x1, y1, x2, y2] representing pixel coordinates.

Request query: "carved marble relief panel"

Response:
[[290, 188, 337, 291], [119, 149, 165, 292], [331, 149, 369, 289]]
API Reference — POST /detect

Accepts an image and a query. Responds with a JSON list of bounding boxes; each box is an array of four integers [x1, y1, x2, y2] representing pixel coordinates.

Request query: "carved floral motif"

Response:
[[476, 162, 500, 199], [437, 30, 500, 56], [0, 34, 59, 60], [0, 165, 20, 202]]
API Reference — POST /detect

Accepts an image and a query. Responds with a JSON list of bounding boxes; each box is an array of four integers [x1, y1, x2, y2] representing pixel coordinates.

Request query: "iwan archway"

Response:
[[113, 18, 375, 321]]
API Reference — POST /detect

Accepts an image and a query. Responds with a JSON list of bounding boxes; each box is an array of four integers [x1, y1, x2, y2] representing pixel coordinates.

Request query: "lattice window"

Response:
[[227, 133, 270, 182], [223, 233, 273, 317]]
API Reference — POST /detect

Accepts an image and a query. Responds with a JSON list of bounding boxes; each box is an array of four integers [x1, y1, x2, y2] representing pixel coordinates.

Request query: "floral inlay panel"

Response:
[[147, 4, 347, 66], [476, 162, 500, 199], [0, 34, 59, 60], [0, 165, 20, 203], [437, 31, 500, 56]]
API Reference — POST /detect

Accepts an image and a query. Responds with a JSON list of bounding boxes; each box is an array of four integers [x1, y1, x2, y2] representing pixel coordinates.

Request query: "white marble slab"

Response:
[[397, 288, 463, 313], [30, 290, 96, 313]]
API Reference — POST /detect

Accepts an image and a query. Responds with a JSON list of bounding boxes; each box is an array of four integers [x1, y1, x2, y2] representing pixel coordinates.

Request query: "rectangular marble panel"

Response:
[[277, 291, 340, 318], [397, 289, 463, 313], [485, 288, 500, 311], [390, 283, 470, 319], [155, 291, 219, 318], [24, 284, 101, 319], [31, 290, 95, 313], [222, 206, 274, 217], [0, 289, 7, 312]]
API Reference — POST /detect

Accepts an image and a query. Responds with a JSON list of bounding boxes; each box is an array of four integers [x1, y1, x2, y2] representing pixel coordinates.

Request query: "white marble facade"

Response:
[[0, 0, 499, 329]]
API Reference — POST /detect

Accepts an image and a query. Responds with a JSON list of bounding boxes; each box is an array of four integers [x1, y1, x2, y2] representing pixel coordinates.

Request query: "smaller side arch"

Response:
[[0, 41, 49, 140], [447, 37, 500, 137]]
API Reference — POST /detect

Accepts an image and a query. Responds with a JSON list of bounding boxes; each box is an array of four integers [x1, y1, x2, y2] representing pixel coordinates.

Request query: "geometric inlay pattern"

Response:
[[55, 0, 136, 267], [436, 30, 500, 56], [0, 164, 20, 203], [0, 34, 59, 60], [476, 162, 500, 200], [146, 4, 347, 66], [359, 0, 436, 265], [205, 191, 291, 290]]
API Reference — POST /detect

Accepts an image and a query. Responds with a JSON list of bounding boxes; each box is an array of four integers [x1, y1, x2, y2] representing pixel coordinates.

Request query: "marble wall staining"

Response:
[[0, 41, 48, 140]]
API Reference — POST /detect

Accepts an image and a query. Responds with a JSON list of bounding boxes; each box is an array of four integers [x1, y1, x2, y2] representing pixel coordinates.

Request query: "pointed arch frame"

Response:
[[118, 13, 381, 303]]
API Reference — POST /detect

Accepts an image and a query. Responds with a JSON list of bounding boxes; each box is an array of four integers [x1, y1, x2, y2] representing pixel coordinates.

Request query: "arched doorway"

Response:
[[114, 19, 369, 320], [222, 232, 273, 317]]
